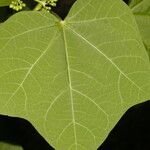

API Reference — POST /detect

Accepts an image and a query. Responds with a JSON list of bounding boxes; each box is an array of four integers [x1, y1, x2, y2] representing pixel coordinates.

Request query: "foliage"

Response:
[[34, 0, 58, 12], [129, 0, 143, 7], [0, 0, 58, 12], [129, 0, 150, 59], [9, 0, 26, 11], [0, 142, 22, 150], [8, 0, 58, 12], [0, 0, 11, 7], [0, 0, 150, 150]]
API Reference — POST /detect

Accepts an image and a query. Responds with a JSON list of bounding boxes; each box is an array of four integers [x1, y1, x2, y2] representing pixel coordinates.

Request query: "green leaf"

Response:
[[0, 142, 22, 150], [129, 0, 150, 59], [0, 0, 150, 149], [0, 0, 11, 7], [129, 0, 143, 8]]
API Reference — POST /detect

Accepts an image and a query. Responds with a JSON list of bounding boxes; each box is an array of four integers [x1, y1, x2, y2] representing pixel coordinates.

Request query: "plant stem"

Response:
[[33, 0, 43, 11], [34, 3, 42, 11]]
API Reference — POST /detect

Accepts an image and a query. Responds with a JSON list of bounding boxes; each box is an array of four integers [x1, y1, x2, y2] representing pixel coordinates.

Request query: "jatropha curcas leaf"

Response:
[[0, 0, 150, 150]]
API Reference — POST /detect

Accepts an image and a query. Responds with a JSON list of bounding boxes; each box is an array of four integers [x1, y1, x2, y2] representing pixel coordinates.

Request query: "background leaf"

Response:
[[129, 0, 150, 59], [0, 0, 150, 149], [0, 142, 22, 150], [0, 0, 11, 7]]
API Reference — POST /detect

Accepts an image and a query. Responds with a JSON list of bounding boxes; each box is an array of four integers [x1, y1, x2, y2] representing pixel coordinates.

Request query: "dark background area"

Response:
[[0, 115, 55, 150], [0, 0, 77, 22], [0, 0, 130, 22], [98, 101, 150, 150]]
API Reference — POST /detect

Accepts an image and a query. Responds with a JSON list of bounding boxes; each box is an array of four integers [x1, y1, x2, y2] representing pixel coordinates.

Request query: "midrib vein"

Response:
[[62, 27, 77, 148]]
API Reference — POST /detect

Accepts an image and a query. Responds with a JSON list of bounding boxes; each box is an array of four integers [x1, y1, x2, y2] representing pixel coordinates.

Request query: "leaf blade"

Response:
[[0, 0, 150, 150]]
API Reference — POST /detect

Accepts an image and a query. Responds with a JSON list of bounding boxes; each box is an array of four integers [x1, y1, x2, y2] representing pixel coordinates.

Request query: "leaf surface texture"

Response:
[[0, 0, 150, 149]]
